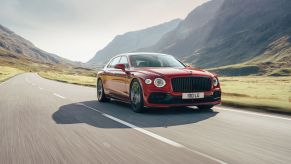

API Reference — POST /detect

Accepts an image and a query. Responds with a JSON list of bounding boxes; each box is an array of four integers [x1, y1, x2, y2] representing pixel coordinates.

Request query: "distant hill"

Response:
[[0, 24, 80, 71], [87, 19, 181, 67], [145, 0, 291, 76]]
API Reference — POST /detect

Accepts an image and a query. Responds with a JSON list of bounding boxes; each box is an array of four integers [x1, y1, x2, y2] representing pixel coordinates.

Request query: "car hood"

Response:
[[133, 67, 213, 78]]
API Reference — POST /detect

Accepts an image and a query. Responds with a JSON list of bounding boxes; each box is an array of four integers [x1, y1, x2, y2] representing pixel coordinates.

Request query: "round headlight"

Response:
[[145, 79, 152, 84], [213, 77, 219, 87], [154, 78, 166, 88]]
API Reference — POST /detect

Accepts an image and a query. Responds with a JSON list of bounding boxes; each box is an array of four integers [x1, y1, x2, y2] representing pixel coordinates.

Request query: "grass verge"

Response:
[[38, 71, 291, 113], [38, 71, 96, 87], [220, 76, 291, 113], [0, 66, 24, 83]]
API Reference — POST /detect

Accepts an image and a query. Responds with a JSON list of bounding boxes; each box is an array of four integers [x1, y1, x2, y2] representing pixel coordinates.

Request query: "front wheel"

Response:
[[130, 79, 144, 113], [97, 79, 110, 102], [197, 105, 214, 110]]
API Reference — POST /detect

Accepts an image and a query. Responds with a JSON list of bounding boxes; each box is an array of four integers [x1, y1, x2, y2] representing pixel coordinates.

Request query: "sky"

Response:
[[0, 0, 208, 62]]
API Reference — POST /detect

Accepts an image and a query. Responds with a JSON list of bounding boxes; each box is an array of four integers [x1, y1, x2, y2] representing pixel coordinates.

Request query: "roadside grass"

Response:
[[39, 71, 96, 87], [220, 76, 291, 112], [38, 71, 291, 113], [0, 66, 24, 83], [270, 68, 291, 76], [207, 64, 261, 76]]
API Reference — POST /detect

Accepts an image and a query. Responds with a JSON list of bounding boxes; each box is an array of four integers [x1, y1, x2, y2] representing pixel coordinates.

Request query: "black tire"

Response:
[[130, 79, 144, 113], [97, 79, 110, 102], [197, 105, 214, 110]]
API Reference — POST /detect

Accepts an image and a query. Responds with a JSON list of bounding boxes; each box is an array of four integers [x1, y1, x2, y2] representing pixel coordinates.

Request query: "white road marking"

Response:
[[215, 106, 291, 121], [102, 113, 184, 147], [39, 87, 43, 90], [33, 73, 38, 78], [78, 103, 227, 164], [0, 81, 7, 87], [25, 77, 37, 86], [103, 142, 111, 148], [53, 93, 66, 99]]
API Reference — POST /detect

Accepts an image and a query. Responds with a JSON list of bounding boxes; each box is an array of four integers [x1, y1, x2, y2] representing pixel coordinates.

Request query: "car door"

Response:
[[116, 56, 131, 101], [103, 56, 121, 96], [108, 56, 130, 101]]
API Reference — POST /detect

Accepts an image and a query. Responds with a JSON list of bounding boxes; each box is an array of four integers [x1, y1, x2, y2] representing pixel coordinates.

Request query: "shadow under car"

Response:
[[53, 100, 219, 129]]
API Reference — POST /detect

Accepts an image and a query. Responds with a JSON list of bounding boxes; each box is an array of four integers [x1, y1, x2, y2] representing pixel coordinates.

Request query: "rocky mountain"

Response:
[[87, 19, 181, 67], [208, 35, 291, 76], [146, 0, 291, 72], [0, 24, 78, 70]]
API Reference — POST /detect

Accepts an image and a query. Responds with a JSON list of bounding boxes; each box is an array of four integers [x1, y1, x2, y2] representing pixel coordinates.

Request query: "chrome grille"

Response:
[[171, 77, 212, 92]]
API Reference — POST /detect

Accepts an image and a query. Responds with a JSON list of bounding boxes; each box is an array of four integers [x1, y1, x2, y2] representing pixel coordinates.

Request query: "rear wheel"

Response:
[[97, 79, 110, 102], [197, 105, 214, 110], [130, 79, 144, 113]]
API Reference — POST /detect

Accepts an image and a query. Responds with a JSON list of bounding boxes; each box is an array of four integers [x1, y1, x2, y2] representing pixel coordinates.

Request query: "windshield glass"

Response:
[[129, 54, 185, 68]]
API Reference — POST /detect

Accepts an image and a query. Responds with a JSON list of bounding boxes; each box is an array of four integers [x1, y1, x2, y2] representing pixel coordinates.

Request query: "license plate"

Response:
[[182, 92, 204, 99]]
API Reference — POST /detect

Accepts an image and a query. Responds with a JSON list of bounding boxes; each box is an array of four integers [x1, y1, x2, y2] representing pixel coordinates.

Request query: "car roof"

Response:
[[115, 52, 171, 57]]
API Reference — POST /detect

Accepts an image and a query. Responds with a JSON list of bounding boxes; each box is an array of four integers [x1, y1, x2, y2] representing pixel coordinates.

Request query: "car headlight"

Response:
[[145, 79, 152, 84], [154, 78, 166, 88], [213, 77, 219, 87]]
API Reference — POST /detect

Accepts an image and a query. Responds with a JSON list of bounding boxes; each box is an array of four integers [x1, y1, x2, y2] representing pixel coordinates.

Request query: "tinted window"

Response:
[[108, 57, 121, 68], [130, 54, 185, 68], [119, 56, 129, 68]]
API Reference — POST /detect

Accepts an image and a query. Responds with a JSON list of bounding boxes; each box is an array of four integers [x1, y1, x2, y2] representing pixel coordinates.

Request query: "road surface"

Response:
[[0, 73, 291, 164]]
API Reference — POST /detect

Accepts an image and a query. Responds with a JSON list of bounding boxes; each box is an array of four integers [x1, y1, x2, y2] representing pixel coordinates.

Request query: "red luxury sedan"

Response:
[[97, 52, 221, 112]]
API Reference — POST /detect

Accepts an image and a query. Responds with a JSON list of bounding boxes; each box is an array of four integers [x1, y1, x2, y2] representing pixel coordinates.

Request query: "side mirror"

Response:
[[114, 64, 126, 71]]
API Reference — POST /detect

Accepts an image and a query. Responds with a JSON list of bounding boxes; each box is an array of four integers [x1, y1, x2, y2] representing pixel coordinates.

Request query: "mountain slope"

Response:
[[208, 35, 291, 76], [146, 0, 291, 71], [0, 24, 77, 69], [87, 19, 181, 67]]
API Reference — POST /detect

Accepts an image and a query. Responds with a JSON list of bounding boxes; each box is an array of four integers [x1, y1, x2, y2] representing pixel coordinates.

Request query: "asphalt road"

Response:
[[0, 73, 291, 164]]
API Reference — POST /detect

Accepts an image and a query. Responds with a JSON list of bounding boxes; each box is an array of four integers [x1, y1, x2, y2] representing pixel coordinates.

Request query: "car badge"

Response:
[[189, 71, 193, 75]]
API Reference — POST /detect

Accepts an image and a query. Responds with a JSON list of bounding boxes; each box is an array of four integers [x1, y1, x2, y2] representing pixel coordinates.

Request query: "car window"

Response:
[[119, 56, 129, 68], [130, 54, 185, 68], [108, 57, 121, 68]]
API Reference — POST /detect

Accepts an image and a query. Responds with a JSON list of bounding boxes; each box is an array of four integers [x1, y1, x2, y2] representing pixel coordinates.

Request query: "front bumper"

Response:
[[144, 90, 221, 108]]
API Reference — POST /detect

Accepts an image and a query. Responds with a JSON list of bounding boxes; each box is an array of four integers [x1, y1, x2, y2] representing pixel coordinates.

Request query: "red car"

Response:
[[97, 53, 221, 112]]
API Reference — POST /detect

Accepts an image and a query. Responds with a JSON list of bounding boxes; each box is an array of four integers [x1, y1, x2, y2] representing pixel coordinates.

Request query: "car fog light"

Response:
[[145, 79, 152, 84]]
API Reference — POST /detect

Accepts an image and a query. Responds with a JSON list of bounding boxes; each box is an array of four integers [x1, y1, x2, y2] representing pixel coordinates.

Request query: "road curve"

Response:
[[0, 73, 291, 164]]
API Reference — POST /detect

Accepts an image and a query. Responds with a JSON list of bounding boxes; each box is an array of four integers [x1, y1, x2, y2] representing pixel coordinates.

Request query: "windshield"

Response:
[[129, 54, 185, 68]]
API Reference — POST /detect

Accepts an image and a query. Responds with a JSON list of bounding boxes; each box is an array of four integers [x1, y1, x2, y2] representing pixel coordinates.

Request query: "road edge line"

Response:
[[215, 106, 291, 121], [0, 73, 24, 87]]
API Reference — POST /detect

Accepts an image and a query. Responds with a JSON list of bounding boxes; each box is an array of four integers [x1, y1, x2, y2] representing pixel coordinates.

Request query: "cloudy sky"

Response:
[[0, 0, 208, 62]]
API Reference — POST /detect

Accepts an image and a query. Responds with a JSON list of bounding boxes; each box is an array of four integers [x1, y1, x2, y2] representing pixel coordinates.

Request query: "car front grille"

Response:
[[171, 77, 212, 92]]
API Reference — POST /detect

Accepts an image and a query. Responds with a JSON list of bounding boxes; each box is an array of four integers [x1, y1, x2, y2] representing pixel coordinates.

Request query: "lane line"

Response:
[[215, 106, 291, 121], [78, 103, 227, 164], [0, 81, 7, 87], [53, 93, 66, 99], [102, 113, 184, 147], [39, 87, 43, 90]]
